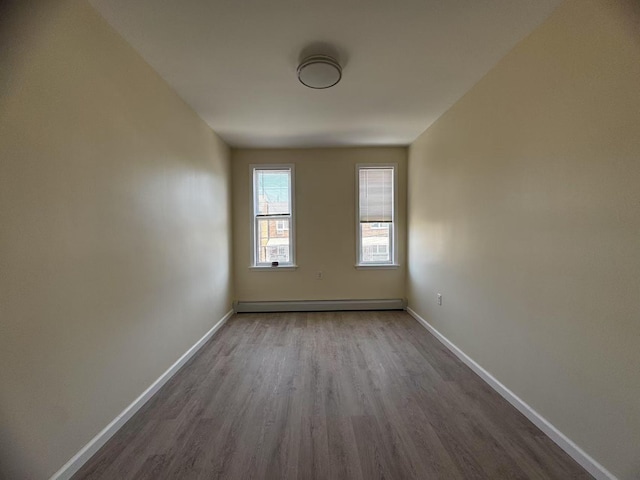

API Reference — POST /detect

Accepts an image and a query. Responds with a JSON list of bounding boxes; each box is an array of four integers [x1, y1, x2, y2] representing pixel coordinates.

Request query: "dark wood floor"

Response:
[[73, 311, 591, 480]]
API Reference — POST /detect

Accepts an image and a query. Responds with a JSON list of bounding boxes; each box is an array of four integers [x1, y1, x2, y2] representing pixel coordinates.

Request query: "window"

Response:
[[369, 222, 386, 230], [275, 220, 289, 233], [266, 245, 289, 261], [252, 165, 295, 266], [357, 164, 396, 265]]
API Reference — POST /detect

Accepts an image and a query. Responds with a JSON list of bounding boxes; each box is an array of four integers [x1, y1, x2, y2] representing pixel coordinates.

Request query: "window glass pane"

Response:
[[257, 218, 290, 263], [360, 223, 390, 263], [359, 168, 393, 222], [255, 169, 290, 215]]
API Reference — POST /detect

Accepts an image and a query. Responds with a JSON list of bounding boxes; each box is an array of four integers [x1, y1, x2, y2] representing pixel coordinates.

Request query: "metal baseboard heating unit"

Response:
[[234, 299, 406, 313]]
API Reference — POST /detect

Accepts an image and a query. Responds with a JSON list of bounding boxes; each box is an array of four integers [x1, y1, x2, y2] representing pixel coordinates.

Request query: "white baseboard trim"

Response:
[[406, 307, 616, 480], [235, 298, 406, 313], [50, 308, 235, 480]]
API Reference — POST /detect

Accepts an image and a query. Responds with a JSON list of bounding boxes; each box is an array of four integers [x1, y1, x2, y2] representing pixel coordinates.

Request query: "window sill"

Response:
[[354, 264, 400, 270], [249, 265, 298, 271]]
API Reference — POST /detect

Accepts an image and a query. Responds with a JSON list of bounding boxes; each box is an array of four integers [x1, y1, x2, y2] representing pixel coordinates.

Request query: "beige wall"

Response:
[[407, 0, 640, 478], [232, 148, 406, 302], [0, 1, 233, 478]]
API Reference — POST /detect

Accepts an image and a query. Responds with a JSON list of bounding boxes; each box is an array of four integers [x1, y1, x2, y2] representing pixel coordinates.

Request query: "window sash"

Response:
[[358, 222, 393, 264], [254, 169, 292, 217], [254, 216, 293, 266], [358, 167, 394, 223]]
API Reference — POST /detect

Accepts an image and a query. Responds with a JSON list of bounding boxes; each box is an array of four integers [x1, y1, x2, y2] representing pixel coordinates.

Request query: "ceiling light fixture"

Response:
[[297, 54, 342, 89]]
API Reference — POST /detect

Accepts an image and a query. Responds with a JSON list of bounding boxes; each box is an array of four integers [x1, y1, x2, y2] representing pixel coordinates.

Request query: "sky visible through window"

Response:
[[256, 170, 290, 215]]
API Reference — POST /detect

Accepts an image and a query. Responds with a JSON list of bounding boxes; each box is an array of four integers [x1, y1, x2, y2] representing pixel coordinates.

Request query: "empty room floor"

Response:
[[73, 311, 591, 479]]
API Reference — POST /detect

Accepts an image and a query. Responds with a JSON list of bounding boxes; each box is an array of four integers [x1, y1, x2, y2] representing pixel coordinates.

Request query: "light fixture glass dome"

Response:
[[297, 55, 342, 89]]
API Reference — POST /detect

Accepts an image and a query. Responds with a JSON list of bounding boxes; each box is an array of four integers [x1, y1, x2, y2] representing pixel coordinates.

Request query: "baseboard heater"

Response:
[[234, 298, 406, 313]]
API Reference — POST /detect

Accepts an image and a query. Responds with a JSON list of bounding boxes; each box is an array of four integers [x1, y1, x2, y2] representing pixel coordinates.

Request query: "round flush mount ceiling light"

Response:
[[297, 55, 342, 89]]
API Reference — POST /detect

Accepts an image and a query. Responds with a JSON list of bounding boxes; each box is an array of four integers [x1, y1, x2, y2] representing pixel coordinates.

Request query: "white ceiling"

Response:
[[89, 0, 561, 148]]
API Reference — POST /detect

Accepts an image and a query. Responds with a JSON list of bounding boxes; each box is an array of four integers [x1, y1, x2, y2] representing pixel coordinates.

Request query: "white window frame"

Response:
[[355, 163, 398, 267], [250, 164, 296, 268]]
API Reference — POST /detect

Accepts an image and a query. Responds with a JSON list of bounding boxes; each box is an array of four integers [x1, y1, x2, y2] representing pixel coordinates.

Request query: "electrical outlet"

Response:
[[437, 293, 442, 306], [316, 271, 323, 280]]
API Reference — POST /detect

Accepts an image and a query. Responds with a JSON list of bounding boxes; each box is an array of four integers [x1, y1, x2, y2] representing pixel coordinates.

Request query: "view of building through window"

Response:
[[361, 223, 391, 262], [257, 219, 290, 263]]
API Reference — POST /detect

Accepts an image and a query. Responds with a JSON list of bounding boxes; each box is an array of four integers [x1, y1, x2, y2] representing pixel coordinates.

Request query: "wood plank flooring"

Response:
[[73, 311, 592, 479]]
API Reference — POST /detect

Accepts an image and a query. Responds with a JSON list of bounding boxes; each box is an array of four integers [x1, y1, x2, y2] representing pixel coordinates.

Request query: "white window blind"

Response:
[[359, 167, 394, 223]]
